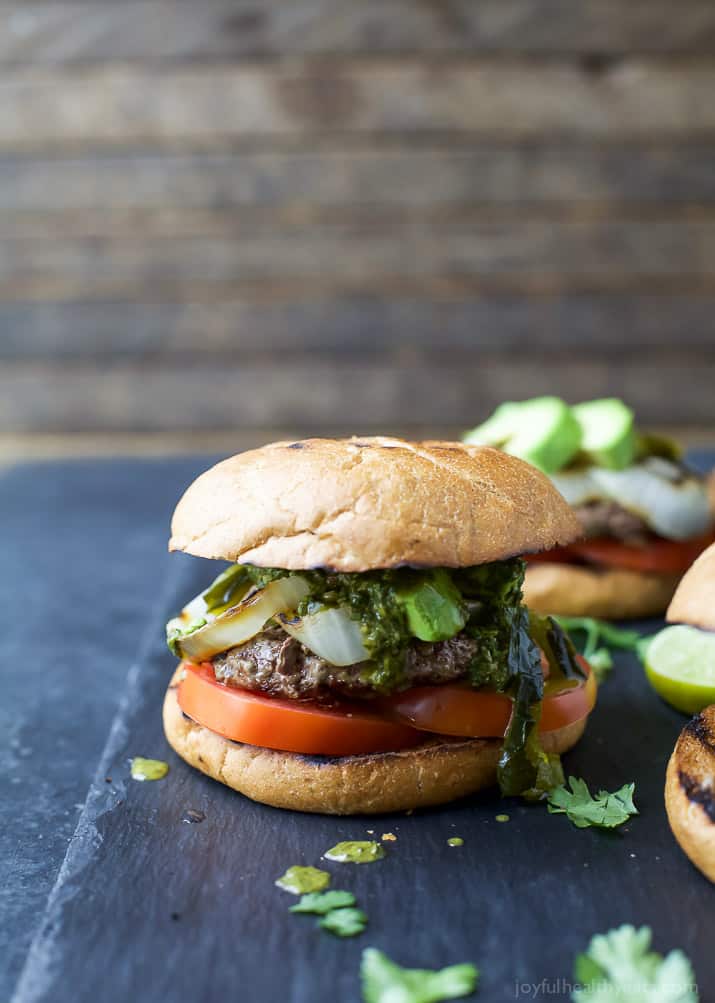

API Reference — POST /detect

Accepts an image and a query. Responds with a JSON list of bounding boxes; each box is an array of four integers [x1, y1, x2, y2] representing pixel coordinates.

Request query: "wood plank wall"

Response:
[[2, 1, 715, 438]]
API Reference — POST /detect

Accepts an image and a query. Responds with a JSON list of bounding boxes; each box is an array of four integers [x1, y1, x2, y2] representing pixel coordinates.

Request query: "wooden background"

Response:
[[2, 1, 715, 454]]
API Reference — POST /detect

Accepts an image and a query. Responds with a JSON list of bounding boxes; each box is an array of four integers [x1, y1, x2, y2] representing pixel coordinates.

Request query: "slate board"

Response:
[[8, 456, 715, 1003], [0, 455, 217, 998]]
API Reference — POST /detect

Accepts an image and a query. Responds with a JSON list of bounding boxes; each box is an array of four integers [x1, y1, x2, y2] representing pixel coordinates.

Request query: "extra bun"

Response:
[[665, 705, 715, 883], [523, 562, 679, 619], [163, 672, 586, 815], [667, 541, 715, 630], [170, 437, 580, 572]]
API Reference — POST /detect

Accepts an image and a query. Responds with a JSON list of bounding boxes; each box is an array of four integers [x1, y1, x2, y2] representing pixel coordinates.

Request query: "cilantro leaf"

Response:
[[547, 777, 637, 829], [572, 924, 698, 1002], [555, 617, 650, 681], [319, 907, 367, 938], [361, 948, 478, 1003], [587, 647, 614, 683], [290, 890, 356, 915], [635, 634, 658, 664]]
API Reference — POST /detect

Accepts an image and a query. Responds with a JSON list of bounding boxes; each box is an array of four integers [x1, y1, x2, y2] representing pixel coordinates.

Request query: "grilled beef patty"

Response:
[[574, 500, 650, 543], [212, 626, 480, 701]]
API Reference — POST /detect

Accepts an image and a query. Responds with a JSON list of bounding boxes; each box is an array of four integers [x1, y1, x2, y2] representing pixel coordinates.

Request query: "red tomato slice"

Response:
[[528, 532, 714, 575], [177, 657, 595, 754], [382, 657, 596, 738], [177, 661, 424, 756]]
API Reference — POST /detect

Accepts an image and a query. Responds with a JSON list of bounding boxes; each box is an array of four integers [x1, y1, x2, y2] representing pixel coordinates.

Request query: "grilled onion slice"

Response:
[[175, 576, 311, 662], [277, 607, 370, 666]]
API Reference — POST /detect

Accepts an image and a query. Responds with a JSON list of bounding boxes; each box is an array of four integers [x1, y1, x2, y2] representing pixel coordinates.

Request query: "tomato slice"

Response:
[[528, 532, 714, 575], [382, 657, 596, 738], [178, 657, 595, 754], [177, 661, 424, 756]]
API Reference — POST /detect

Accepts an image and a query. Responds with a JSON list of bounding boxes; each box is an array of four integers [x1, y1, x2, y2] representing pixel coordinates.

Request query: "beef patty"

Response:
[[574, 500, 650, 543], [212, 626, 480, 701]]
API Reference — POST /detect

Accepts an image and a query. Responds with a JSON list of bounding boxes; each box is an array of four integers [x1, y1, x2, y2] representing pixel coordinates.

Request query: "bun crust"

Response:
[[169, 437, 580, 572], [665, 705, 715, 883], [667, 541, 715, 630], [163, 671, 586, 815], [523, 562, 679, 619]]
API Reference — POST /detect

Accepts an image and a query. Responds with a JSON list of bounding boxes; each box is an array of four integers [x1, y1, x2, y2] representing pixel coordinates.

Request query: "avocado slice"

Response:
[[504, 397, 582, 473], [462, 401, 523, 448], [465, 396, 581, 474], [573, 398, 635, 470], [396, 570, 467, 642]]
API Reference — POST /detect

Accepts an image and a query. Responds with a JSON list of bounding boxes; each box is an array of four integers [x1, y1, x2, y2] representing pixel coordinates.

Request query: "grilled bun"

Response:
[[665, 705, 715, 883], [523, 562, 679, 619], [169, 437, 581, 572], [163, 671, 586, 815], [667, 541, 715, 630]]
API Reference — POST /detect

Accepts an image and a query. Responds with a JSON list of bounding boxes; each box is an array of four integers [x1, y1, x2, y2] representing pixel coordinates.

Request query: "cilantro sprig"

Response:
[[361, 949, 479, 1003], [572, 924, 698, 1002], [285, 887, 367, 938], [548, 777, 638, 830], [290, 890, 356, 915], [555, 617, 653, 682], [320, 907, 368, 938]]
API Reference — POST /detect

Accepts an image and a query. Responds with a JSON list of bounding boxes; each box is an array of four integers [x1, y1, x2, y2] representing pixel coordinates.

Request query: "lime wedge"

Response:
[[644, 625, 715, 713]]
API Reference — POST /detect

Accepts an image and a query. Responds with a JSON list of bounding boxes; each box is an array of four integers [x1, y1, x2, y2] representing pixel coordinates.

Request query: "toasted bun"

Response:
[[667, 542, 715, 630], [169, 437, 580, 572], [523, 562, 679, 619], [163, 671, 586, 815], [665, 705, 715, 883]]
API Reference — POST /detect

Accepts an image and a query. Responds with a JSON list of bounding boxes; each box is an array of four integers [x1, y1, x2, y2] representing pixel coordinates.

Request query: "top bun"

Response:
[[169, 437, 581, 572], [667, 541, 715, 630]]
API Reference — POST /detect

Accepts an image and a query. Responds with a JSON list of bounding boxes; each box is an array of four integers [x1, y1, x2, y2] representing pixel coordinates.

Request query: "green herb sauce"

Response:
[[275, 865, 330, 895], [324, 841, 386, 864], [130, 757, 169, 781], [173, 557, 580, 799]]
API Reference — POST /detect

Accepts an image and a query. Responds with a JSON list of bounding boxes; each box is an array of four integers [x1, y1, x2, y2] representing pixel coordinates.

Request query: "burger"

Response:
[[661, 542, 715, 882], [464, 397, 714, 619], [162, 436, 597, 815]]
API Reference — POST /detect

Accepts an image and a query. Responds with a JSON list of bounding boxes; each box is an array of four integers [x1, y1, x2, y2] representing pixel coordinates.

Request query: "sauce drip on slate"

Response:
[[324, 841, 386, 863], [275, 866, 331, 894], [130, 757, 169, 781]]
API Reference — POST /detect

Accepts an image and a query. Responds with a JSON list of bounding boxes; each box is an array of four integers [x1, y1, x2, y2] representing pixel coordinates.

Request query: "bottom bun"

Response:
[[523, 562, 680, 619], [163, 670, 586, 815], [665, 705, 715, 883]]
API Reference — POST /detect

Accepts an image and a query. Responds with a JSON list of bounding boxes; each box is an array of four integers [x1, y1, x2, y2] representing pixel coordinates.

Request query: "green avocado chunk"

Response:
[[464, 396, 581, 474], [462, 401, 522, 448], [572, 398, 635, 470], [396, 570, 467, 642]]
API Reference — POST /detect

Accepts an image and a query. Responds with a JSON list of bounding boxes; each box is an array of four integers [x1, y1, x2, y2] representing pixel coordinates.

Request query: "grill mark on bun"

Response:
[[678, 768, 715, 822], [684, 712, 715, 755], [293, 753, 340, 765], [287, 442, 305, 449]]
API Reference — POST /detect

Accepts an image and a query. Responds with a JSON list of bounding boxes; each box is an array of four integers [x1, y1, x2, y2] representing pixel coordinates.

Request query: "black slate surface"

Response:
[[5, 454, 715, 1003], [0, 456, 215, 999]]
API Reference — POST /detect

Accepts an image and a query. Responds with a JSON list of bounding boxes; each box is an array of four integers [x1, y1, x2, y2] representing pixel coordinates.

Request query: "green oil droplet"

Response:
[[495, 814, 510, 823], [447, 837, 464, 847]]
